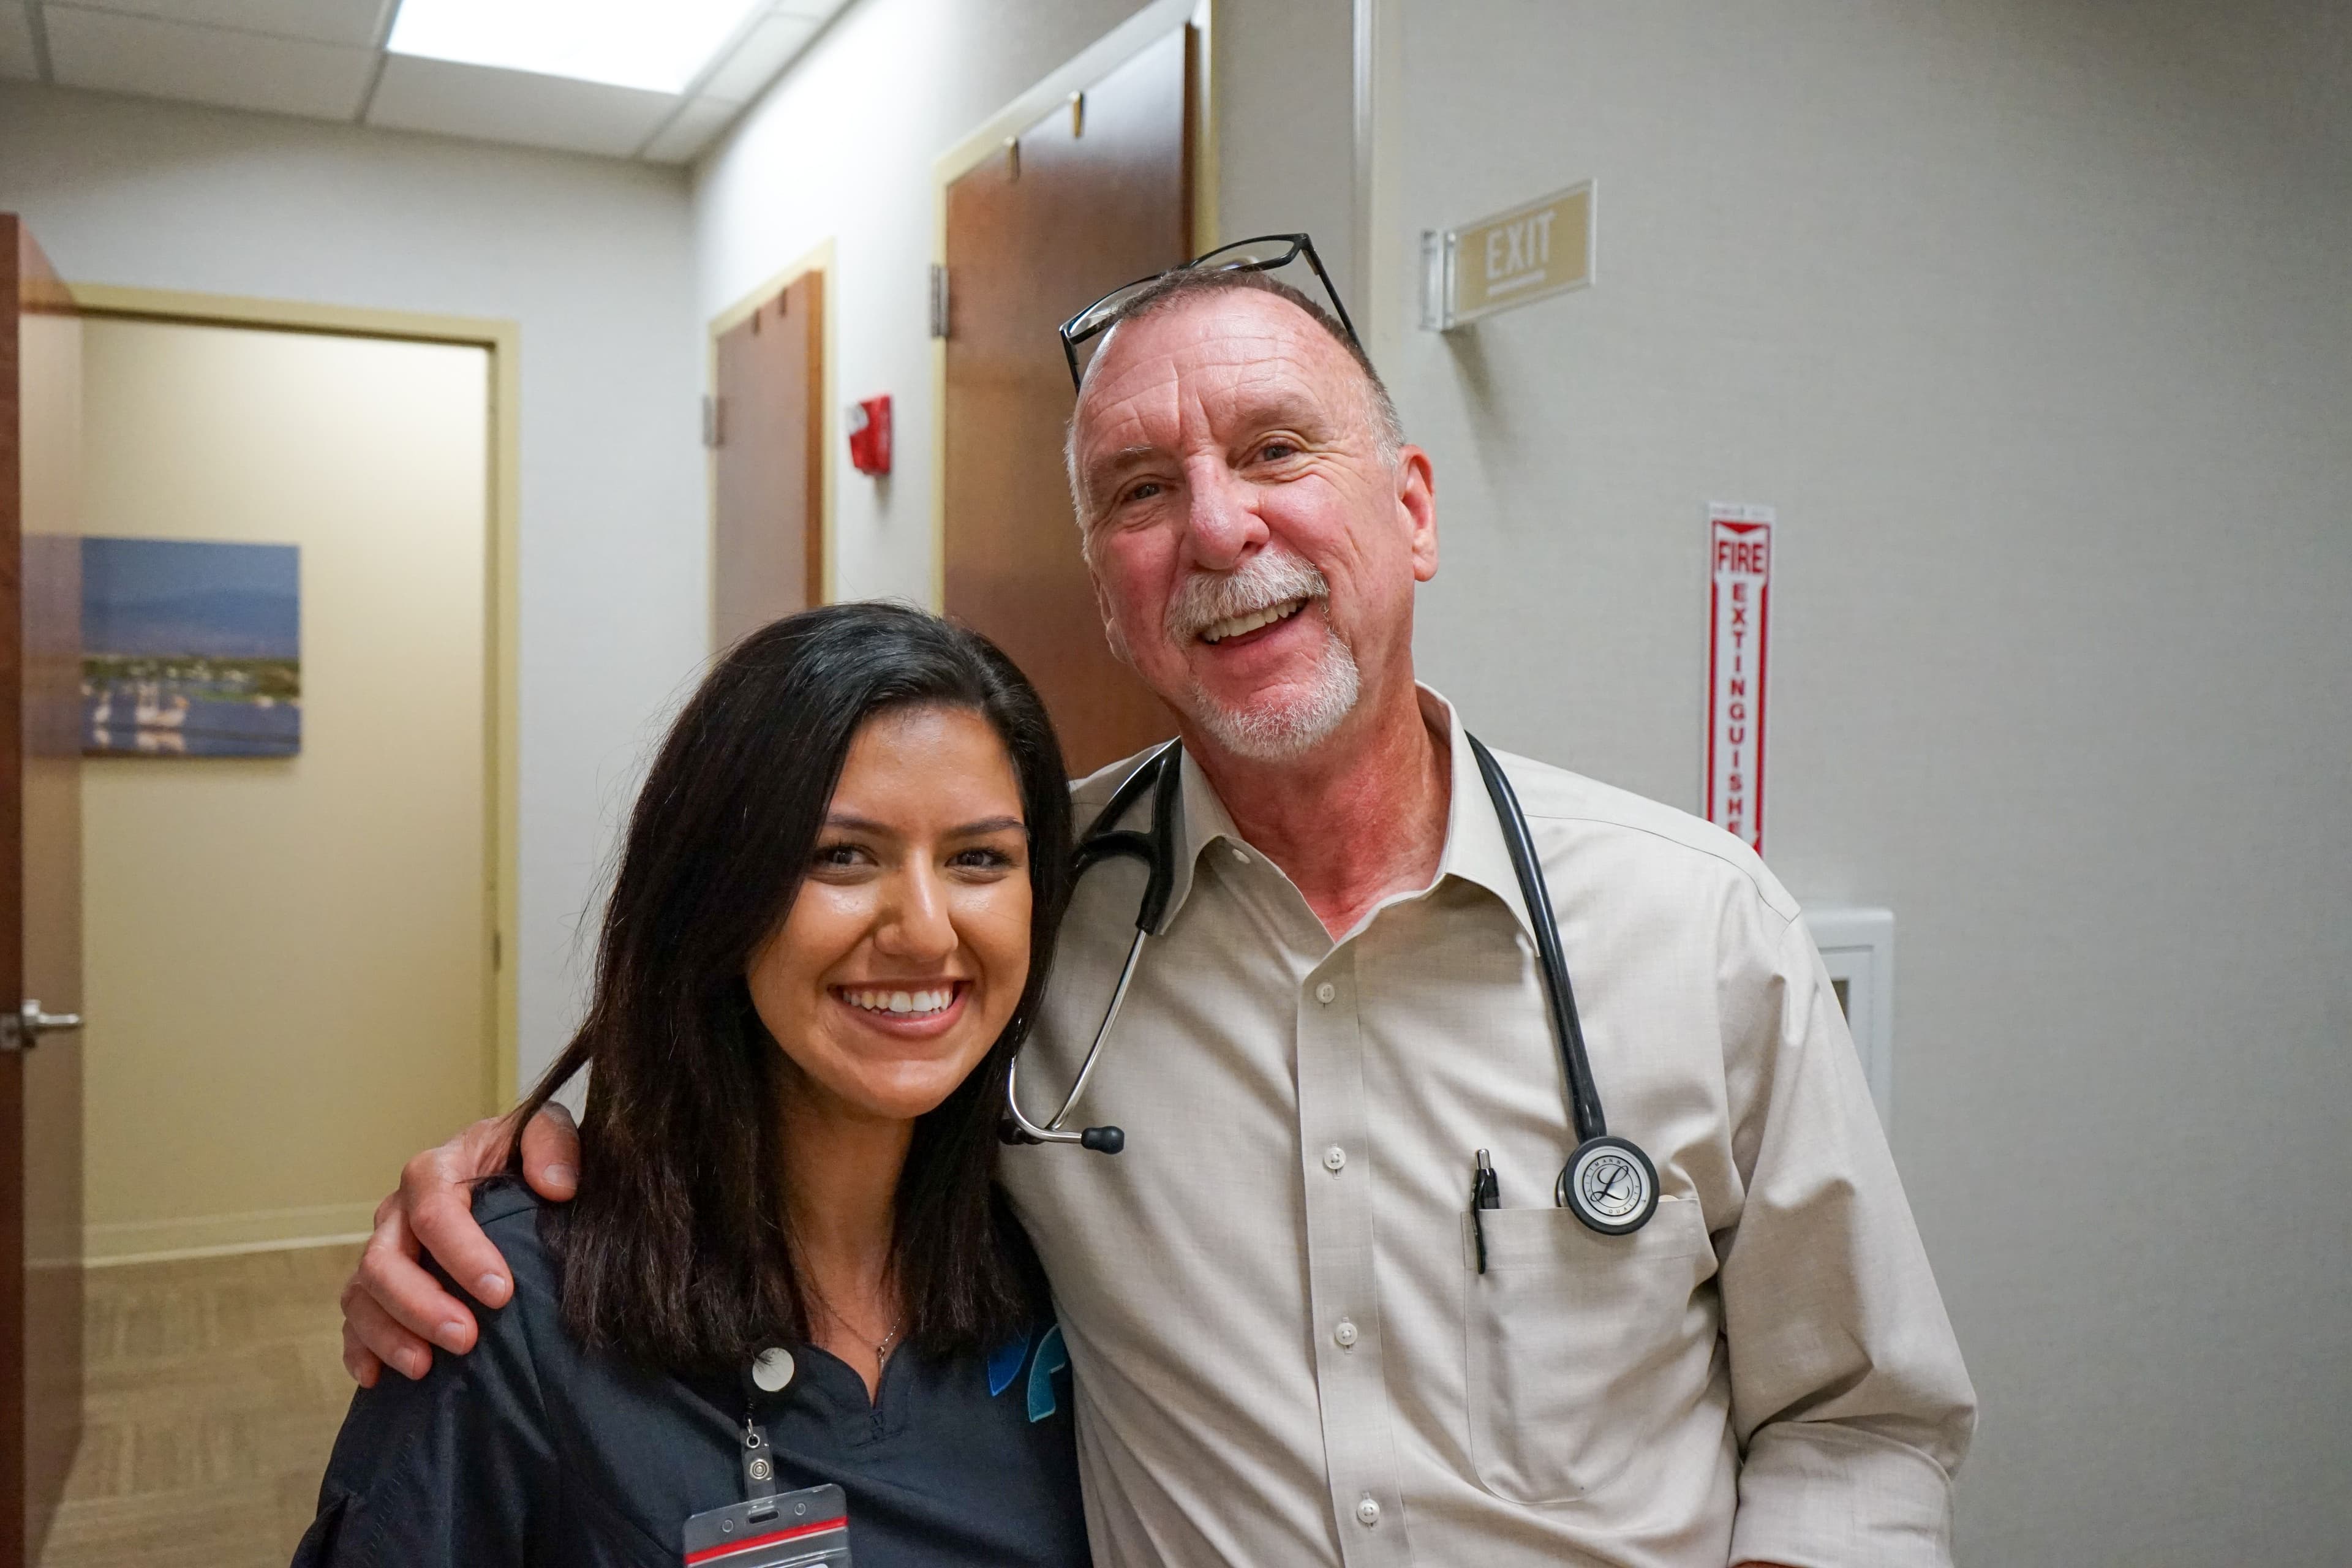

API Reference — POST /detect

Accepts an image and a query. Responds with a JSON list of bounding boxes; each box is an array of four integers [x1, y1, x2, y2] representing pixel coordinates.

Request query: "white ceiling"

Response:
[[0, 0, 845, 163]]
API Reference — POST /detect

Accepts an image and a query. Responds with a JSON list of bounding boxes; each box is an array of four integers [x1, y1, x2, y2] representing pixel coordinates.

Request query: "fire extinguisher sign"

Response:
[[1705, 504, 1774, 853]]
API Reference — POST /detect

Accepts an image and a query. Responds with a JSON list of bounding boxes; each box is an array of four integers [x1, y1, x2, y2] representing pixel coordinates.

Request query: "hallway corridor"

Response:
[[39, 1246, 355, 1568]]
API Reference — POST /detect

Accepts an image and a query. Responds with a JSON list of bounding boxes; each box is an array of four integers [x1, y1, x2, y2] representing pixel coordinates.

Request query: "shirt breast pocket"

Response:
[[1460, 1195, 1713, 1505]]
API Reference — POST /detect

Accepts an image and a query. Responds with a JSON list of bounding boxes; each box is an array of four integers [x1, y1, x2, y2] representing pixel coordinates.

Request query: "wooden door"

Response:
[[943, 26, 1193, 774], [0, 215, 83, 1568], [712, 269, 825, 649]]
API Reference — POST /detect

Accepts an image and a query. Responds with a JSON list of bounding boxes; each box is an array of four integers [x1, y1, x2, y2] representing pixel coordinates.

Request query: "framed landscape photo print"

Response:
[[81, 536, 301, 758]]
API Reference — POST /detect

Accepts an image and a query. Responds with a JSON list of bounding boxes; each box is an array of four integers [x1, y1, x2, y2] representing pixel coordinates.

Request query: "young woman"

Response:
[[294, 604, 1087, 1566]]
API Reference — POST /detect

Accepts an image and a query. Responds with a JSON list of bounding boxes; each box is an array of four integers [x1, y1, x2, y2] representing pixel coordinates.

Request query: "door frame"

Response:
[[67, 284, 523, 1113], [706, 236, 837, 630], [927, 0, 1218, 612]]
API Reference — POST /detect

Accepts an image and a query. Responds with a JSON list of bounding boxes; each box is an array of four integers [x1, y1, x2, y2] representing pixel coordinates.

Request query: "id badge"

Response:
[[682, 1482, 850, 1567]]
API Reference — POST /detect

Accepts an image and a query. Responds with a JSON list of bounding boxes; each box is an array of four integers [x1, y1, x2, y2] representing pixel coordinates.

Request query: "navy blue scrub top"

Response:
[[293, 1180, 1089, 1567]]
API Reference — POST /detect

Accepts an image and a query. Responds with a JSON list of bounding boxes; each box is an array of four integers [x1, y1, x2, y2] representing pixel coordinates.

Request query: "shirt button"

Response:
[[1333, 1319, 1359, 1349], [1355, 1496, 1381, 1528], [1322, 1144, 1346, 1173], [1315, 981, 1336, 1005]]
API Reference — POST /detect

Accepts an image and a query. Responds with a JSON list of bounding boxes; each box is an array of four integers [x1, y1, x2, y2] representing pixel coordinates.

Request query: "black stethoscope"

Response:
[[1003, 734, 1662, 1237]]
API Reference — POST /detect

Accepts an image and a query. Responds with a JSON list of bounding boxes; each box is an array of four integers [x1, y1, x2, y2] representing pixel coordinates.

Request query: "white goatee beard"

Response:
[[1166, 551, 1363, 761], [1189, 628, 1360, 761]]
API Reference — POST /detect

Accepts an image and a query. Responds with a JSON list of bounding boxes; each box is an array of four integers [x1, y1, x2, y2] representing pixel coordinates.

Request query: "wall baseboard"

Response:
[[85, 1202, 377, 1266]]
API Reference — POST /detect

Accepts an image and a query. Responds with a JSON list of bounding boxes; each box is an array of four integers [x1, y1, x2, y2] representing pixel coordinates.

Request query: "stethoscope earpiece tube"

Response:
[[1136, 743, 1183, 933], [1464, 735, 1607, 1146], [1465, 734, 1657, 1237], [1002, 742, 1182, 1155]]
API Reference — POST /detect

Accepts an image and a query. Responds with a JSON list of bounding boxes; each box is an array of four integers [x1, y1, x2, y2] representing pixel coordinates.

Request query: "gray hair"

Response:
[[1063, 269, 1404, 543]]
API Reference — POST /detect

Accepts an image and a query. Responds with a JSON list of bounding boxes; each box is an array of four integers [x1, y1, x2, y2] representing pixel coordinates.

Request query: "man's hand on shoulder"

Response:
[[337, 1103, 584, 1385]]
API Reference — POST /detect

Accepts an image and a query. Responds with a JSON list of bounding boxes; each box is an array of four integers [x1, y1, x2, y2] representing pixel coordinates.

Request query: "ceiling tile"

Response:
[[0, 5, 40, 81], [368, 55, 678, 160], [639, 94, 744, 165], [60, 0, 391, 48], [698, 10, 816, 103], [44, 5, 375, 118]]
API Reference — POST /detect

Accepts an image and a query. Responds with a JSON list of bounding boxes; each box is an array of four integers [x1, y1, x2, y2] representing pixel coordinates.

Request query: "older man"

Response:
[[344, 256, 1973, 1567]]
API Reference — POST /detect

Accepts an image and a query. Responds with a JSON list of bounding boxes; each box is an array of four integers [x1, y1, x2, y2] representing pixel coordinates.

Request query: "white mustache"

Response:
[[1164, 551, 1330, 641]]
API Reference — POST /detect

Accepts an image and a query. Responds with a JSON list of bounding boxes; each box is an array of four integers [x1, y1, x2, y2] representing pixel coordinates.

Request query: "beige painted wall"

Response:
[[79, 317, 492, 1260], [1376, 2, 2352, 1562]]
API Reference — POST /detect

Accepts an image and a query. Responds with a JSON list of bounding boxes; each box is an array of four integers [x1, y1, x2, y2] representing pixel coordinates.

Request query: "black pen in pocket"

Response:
[[1470, 1148, 1500, 1274]]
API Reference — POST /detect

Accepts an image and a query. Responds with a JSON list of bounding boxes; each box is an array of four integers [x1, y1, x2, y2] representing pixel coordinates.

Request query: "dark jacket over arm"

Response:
[[293, 1180, 1088, 1568], [293, 1185, 596, 1564]]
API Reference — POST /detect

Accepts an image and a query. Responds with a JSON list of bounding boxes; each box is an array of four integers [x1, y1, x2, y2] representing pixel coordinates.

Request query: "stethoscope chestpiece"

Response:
[[1556, 1136, 1660, 1236]]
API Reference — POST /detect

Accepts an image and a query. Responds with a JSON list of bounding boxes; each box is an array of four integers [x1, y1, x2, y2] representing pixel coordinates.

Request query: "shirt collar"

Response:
[[1145, 685, 1540, 941], [1154, 744, 1238, 925]]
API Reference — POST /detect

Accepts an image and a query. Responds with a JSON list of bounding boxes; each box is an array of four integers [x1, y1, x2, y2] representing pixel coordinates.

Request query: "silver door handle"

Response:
[[1, 999, 82, 1052]]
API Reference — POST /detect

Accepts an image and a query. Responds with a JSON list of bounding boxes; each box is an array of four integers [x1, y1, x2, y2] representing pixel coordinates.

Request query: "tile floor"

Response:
[[38, 1245, 361, 1568]]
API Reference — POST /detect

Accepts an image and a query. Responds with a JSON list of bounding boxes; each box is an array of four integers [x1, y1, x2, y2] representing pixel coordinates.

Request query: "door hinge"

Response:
[[929, 264, 950, 340], [702, 394, 723, 448], [1420, 230, 1444, 331]]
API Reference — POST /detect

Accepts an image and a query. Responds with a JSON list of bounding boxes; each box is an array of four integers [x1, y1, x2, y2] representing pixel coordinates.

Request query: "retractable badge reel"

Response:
[[681, 1349, 852, 1567]]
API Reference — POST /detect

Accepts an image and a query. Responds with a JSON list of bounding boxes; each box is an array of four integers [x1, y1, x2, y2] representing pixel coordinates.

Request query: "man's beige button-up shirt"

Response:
[[998, 691, 1975, 1568]]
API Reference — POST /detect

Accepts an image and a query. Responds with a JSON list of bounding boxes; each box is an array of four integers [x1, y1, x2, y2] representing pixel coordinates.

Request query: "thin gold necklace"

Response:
[[801, 1272, 905, 1367]]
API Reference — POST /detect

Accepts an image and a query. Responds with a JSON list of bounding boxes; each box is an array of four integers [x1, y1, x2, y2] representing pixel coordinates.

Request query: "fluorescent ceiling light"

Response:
[[386, 0, 767, 95]]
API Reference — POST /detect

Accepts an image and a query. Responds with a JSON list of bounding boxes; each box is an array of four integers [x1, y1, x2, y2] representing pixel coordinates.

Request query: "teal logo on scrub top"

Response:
[[985, 1323, 1069, 1422], [1025, 1326, 1068, 1422]]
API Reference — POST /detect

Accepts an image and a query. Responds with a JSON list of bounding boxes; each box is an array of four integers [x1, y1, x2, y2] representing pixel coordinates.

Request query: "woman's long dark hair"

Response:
[[510, 603, 1073, 1370]]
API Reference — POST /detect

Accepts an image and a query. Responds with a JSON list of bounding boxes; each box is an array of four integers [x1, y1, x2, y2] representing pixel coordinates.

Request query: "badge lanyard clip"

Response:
[[741, 1409, 777, 1501], [682, 1357, 852, 1566]]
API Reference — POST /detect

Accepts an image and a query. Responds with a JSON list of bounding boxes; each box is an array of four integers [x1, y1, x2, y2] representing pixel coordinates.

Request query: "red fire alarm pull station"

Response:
[[848, 395, 892, 475]]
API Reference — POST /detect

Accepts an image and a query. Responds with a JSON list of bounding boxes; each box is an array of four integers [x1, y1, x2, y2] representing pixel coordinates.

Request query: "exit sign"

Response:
[[1420, 181, 1594, 331]]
